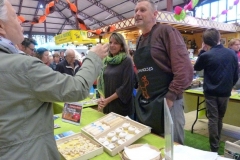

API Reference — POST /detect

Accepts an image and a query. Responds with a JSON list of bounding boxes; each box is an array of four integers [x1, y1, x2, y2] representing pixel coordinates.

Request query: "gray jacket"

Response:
[[0, 46, 102, 160]]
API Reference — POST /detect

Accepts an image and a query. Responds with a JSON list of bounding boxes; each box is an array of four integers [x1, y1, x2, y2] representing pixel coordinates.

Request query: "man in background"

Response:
[[49, 51, 60, 70], [55, 49, 81, 76], [133, 0, 193, 144], [194, 28, 238, 152], [59, 49, 65, 61], [18, 37, 38, 56]]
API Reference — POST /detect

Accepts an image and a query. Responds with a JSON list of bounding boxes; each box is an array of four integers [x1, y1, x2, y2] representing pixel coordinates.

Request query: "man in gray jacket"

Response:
[[0, 0, 108, 159]]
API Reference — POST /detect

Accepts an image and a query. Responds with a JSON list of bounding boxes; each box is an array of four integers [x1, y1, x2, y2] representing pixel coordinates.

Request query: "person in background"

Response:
[[97, 32, 135, 118], [18, 37, 38, 56], [49, 51, 60, 70], [0, 1, 108, 159], [194, 28, 239, 153], [133, 0, 193, 144], [55, 49, 81, 76], [35, 47, 50, 65], [80, 52, 86, 63], [48, 54, 53, 66], [228, 38, 240, 90], [59, 49, 65, 62]]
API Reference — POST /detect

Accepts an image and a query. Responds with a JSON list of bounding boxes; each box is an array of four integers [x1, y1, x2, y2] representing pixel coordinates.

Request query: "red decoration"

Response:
[[184, 1, 192, 10], [17, 0, 90, 31], [174, 6, 183, 15]]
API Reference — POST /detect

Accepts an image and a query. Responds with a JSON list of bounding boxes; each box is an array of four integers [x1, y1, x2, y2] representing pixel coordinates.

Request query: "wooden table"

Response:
[[183, 88, 240, 133]]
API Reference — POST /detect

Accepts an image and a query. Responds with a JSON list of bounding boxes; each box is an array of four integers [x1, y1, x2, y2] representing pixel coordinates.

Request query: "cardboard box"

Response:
[[224, 140, 240, 160], [56, 133, 103, 160], [81, 112, 151, 156]]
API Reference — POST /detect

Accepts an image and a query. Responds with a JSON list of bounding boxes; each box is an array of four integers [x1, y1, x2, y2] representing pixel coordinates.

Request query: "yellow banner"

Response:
[[54, 31, 72, 45], [54, 30, 105, 45]]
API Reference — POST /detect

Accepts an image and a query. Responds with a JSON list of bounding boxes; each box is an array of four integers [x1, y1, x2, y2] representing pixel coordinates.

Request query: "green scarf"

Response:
[[97, 52, 127, 97]]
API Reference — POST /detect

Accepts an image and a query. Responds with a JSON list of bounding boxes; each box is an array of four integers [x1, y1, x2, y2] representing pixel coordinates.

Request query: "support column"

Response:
[[75, 0, 79, 29], [167, 0, 173, 12], [44, 21, 47, 43]]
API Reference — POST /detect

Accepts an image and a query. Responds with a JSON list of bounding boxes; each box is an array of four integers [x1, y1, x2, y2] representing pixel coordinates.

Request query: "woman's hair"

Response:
[[109, 32, 129, 55], [35, 47, 48, 60], [228, 38, 240, 48], [0, 0, 7, 21]]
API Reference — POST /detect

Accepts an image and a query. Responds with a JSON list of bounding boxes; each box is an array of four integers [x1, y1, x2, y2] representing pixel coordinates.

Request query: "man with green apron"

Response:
[[134, 0, 193, 144]]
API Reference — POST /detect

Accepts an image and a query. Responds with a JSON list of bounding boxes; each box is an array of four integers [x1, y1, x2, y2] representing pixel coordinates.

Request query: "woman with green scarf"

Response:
[[97, 33, 135, 118]]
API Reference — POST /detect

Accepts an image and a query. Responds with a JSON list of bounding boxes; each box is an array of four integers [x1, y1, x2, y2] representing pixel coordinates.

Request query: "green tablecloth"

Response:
[[183, 88, 240, 127], [54, 108, 165, 160]]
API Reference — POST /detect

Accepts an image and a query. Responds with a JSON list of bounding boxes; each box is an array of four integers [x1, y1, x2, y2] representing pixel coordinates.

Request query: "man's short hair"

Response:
[[202, 28, 220, 47], [137, 0, 157, 11], [53, 52, 60, 57], [21, 38, 38, 47]]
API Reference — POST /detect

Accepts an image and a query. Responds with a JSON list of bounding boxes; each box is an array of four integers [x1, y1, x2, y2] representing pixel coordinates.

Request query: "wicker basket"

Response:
[[120, 144, 162, 160]]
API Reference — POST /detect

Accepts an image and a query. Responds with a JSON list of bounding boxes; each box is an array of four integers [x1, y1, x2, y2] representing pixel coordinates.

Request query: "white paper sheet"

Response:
[[173, 145, 218, 160], [124, 144, 160, 160]]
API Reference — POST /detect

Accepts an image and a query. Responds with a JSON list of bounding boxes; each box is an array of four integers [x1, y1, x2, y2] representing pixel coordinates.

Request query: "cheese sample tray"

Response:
[[56, 133, 103, 160], [81, 112, 151, 156]]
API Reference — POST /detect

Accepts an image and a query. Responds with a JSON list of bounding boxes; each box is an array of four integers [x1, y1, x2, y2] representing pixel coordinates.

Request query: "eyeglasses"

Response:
[[27, 47, 35, 52]]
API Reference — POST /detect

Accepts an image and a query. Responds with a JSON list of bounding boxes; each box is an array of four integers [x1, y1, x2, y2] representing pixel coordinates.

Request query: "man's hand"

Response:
[[90, 44, 109, 59], [166, 98, 173, 109]]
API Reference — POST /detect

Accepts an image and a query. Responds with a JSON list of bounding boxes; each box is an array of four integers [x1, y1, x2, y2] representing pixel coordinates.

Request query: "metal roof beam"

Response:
[[128, 0, 138, 4], [24, 31, 55, 35], [55, 6, 76, 29], [29, 1, 42, 36], [17, 0, 24, 15], [83, 0, 128, 21], [57, 0, 106, 27], [86, 0, 126, 21], [57, 20, 67, 34]]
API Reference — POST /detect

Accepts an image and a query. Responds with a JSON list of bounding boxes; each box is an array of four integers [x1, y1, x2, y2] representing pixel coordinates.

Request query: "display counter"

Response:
[[54, 108, 165, 160], [183, 88, 240, 132]]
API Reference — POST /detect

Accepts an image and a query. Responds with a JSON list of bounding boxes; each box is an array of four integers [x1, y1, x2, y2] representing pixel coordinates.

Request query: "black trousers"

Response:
[[205, 95, 229, 152]]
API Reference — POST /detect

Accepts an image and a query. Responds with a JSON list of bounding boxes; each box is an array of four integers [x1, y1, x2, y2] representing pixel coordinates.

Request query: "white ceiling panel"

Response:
[[9, 0, 20, 5], [20, 8, 36, 14], [83, 5, 103, 16], [77, 1, 93, 10], [100, 0, 128, 8], [22, 1, 38, 7]]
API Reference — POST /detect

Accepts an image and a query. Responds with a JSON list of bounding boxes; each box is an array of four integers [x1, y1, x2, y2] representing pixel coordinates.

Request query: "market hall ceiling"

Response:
[[11, 0, 208, 35]]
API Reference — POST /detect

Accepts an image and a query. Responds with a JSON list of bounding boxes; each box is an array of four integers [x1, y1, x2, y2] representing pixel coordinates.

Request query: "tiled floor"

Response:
[[184, 110, 240, 143]]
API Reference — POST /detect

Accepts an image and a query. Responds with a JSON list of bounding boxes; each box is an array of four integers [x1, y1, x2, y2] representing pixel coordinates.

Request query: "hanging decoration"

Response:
[[174, 0, 199, 21], [210, 0, 239, 20], [65, 0, 90, 30], [18, 0, 58, 24], [107, 25, 116, 32], [18, 0, 116, 34]]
